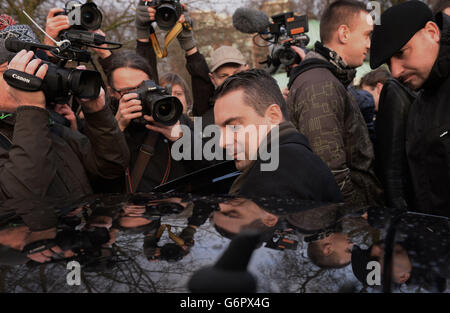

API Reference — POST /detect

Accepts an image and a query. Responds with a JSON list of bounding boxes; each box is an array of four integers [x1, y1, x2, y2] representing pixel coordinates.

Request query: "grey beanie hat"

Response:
[[0, 24, 39, 64]]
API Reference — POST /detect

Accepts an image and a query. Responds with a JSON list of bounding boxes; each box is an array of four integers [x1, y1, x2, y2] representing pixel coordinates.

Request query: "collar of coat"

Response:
[[313, 41, 357, 87], [228, 121, 308, 196]]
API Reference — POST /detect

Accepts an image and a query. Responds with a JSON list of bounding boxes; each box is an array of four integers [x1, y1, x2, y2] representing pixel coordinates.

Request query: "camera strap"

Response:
[[3, 69, 43, 92], [149, 22, 184, 59], [129, 130, 160, 192]]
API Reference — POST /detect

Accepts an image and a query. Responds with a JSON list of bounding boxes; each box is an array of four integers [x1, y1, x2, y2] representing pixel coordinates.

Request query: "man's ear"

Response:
[[264, 104, 284, 124], [371, 244, 383, 257], [261, 212, 278, 227], [376, 82, 384, 94], [337, 25, 351, 44], [424, 21, 441, 43], [322, 242, 333, 256], [243, 64, 249, 71], [208, 73, 217, 87], [397, 272, 411, 284]]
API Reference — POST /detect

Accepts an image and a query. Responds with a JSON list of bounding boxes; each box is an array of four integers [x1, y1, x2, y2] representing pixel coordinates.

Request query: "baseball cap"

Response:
[[209, 46, 246, 73], [370, 1, 434, 69]]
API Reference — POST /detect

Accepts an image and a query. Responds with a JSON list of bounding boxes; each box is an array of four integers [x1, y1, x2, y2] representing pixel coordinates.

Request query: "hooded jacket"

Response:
[[405, 14, 450, 216], [229, 121, 343, 203]]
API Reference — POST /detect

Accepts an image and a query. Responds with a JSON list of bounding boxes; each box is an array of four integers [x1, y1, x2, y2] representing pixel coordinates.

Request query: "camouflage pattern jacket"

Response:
[[287, 45, 383, 207]]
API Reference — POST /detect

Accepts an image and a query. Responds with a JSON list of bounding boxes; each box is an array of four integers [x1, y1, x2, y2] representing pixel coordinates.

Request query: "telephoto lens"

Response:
[[43, 62, 102, 104], [150, 0, 183, 30], [135, 80, 183, 126]]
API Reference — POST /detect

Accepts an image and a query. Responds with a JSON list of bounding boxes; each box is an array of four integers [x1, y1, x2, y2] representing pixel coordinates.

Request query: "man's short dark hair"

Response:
[[360, 68, 391, 88], [320, 0, 368, 44], [433, 0, 450, 14], [214, 69, 289, 119], [307, 241, 350, 269]]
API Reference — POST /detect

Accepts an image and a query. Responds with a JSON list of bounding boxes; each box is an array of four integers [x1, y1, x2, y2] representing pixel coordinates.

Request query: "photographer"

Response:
[[133, 0, 214, 118], [101, 51, 207, 192], [0, 42, 129, 203]]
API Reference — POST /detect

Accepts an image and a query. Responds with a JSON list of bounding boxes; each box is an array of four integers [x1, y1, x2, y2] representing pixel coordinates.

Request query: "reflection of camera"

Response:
[[134, 80, 183, 126], [160, 242, 185, 262], [56, 227, 110, 253], [55, 1, 103, 31], [141, 0, 183, 30], [267, 12, 309, 71]]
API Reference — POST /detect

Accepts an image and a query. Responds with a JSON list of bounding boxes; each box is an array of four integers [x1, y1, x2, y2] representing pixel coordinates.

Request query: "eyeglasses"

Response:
[[111, 82, 143, 97]]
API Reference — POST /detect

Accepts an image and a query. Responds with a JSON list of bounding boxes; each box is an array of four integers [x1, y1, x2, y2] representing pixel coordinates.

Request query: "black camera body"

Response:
[[55, 1, 103, 31], [142, 0, 183, 30], [268, 12, 310, 68], [44, 61, 102, 104], [134, 80, 183, 126]]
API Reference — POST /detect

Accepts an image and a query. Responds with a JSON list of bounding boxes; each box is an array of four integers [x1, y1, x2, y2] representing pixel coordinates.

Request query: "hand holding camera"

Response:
[[115, 93, 143, 131], [5, 50, 48, 109], [44, 8, 71, 47]]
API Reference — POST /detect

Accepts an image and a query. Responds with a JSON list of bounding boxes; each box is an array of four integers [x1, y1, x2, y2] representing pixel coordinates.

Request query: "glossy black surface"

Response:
[[0, 194, 448, 293]]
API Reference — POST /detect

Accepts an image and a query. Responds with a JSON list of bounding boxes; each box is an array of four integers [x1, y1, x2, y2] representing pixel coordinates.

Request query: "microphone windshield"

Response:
[[232, 7, 270, 34]]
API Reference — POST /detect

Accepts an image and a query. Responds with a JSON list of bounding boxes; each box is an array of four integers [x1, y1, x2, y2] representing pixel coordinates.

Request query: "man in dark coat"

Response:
[[370, 1, 450, 217], [213, 69, 343, 203], [286, 0, 383, 207]]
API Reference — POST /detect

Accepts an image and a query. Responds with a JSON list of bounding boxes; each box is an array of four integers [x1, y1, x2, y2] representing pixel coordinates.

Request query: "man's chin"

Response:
[[235, 160, 251, 171]]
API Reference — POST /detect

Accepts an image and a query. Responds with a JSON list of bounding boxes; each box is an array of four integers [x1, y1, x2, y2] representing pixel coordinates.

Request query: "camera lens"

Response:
[[279, 48, 299, 66], [68, 69, 102, 99], [155, 4, 179, 30], [153, 96, 182, 126], [80, 3, 102, 30], [83, 11, 94, 24]]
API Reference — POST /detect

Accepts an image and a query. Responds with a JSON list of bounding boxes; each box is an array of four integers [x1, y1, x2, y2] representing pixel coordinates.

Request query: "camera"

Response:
[[5, 38, 102, 104], [134, 80, 183, 126], [44, 62, 102, 104], [4, 0, 121, 105], [141, 0, 183, 30], [56, 227, 110, 253], [232, 8, 309, 74], [266, 12, 310, 71], [55, 1, 103, 31]]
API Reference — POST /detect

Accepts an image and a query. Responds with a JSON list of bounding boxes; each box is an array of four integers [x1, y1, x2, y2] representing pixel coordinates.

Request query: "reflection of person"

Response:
[[370, 1, 450, 217], [307, 232, 354, 269], [214, 69, 343, 202], [212, 198, 279, 236], [352, 243, 412, 286], [287, 204, 355, 268], [353, 208, 450, 291], [0, 225, 75, 265]]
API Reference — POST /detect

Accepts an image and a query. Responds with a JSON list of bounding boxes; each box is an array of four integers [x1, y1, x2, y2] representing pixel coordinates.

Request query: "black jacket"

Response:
[[405, 16, 450, 216], [229, 122, 343, 203], [0, 105, 129, 230], [375, 79, 416, 210]]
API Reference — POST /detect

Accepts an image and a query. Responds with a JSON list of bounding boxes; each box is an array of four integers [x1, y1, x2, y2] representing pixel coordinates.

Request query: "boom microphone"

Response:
[[5, 38, 56, 53], [232, 7, 270, 34]]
